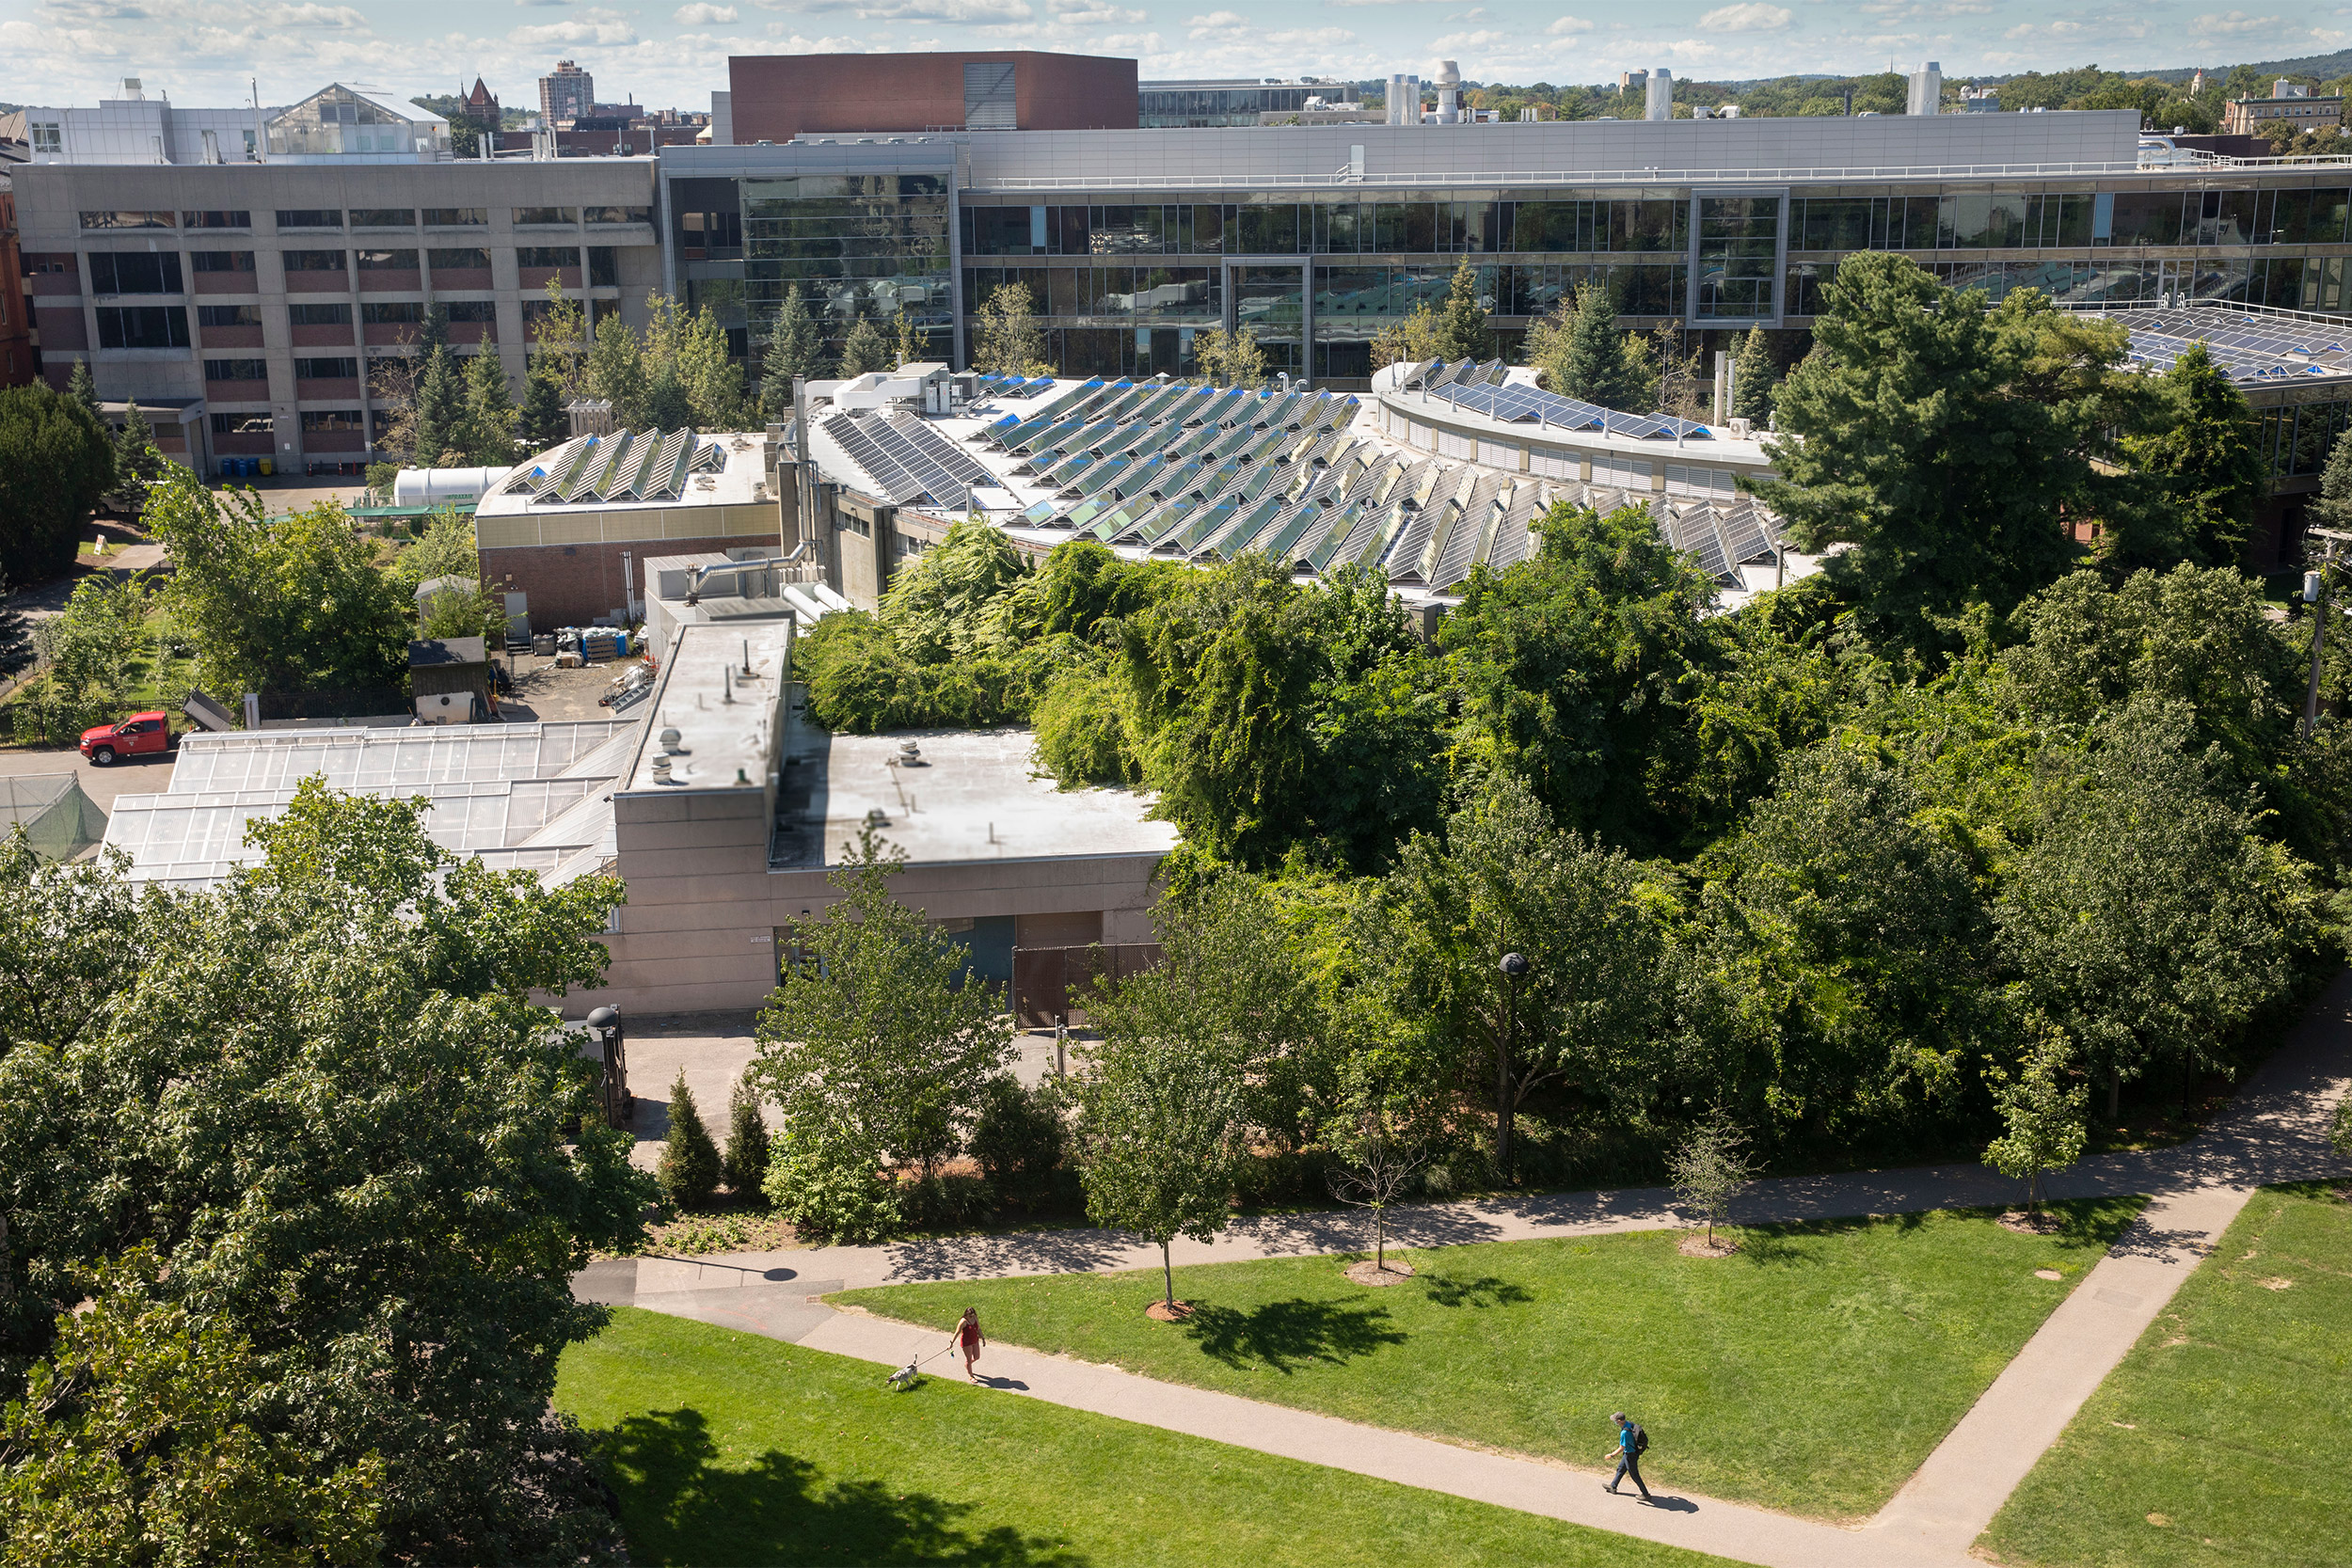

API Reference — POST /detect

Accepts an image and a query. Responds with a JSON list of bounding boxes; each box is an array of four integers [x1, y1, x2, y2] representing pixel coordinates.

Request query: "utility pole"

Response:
[[2303, 528, 2352, 736]]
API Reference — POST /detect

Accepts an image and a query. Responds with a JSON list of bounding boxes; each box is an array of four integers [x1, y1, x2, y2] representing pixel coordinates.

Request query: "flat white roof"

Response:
[[621, 618, 796, 794]]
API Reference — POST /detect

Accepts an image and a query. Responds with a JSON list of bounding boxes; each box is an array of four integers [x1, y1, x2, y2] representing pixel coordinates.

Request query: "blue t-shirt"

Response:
[[1619, 1424, 1641, 1455]]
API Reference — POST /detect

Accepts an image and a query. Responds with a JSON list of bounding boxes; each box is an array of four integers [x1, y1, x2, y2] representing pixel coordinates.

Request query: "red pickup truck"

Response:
[[79, 711, 174, 766]]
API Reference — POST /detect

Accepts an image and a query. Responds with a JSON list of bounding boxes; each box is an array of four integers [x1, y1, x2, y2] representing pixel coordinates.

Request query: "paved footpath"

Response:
[[580, 971, 2352, 1568]]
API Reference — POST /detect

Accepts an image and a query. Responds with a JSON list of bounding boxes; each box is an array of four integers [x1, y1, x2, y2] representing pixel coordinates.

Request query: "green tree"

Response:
[[1324, 1081, 1438, 1273], [1435, 257, 1492, 361], [968, 1073, 1066, 1206], [410, 347, 467, 466], [1666, 1109, 1756, 1247], [895, 308, 922, 370], [759, 283, 829, 414], [0, 382, 115, 585], [0, 1254, 384, 1568], [141, 470, 410, 698], [723, 1074, 772, 1197], [1982, 1026, 2089, 1213], [1364, 775, 1671, 1181], [838, 316, 890, 377], [1191, 325, 1267, 389], [1075, 1026, 1246, 1311], [529, 278, 589, 394], [1531, 279, 1649, 410], [643, 292, 754, 429], [2315, 422, 2352, 536], [974, 282, 1050, 377], [1997, 697, 2305, 1117], [1370, 303, 1442, 370], [657, 1069, 723, 1212], [111, 399, 165, 494], [519, 362, 569, 451], [752, 831, 1014, 1196], [1730, 325, 1777, 424], [586, 311, 650, 429], [65, 356, 102, 420], [2113, 342, 2268, 570], [0, 782, 642, 1560], [459, 343, 519, 465], [1755, 255, 2139, 643]]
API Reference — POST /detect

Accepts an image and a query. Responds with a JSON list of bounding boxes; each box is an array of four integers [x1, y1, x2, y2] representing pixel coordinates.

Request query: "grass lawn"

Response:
[[834, 1200, 2142, 1523], [1980, 1183, 2352, 1568], [553, 1306, 1740, 1568]]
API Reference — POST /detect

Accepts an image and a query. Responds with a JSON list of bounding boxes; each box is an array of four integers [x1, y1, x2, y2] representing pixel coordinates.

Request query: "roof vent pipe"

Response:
[[1645, 69, 1674, 122]]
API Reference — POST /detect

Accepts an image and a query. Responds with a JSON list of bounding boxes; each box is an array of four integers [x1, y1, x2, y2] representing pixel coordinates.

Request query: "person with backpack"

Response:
[[1603, 1411, 1651, 1500]]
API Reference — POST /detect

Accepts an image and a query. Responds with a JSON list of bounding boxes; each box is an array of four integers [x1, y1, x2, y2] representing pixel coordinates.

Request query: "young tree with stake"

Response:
[[1667, 1109, 1756, 1250], [1983, 1026, 2089, 1214]]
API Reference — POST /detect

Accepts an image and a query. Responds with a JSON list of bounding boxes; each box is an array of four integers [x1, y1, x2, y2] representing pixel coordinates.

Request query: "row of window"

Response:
[[208, 411, 367, 434], [204, 356, 359, 380], [82, 206, 651, 232], [76, 246, 620, 289], [193, 300, 502, 326]]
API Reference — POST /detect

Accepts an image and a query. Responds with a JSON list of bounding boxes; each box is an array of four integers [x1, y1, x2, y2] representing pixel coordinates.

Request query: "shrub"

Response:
[[897, 1172, 994, 1231], [763, 1125, 900, 1243], [656, 1070, 722, 1212], [722, 1074, 772, 1197], [969, 1074, 1067, 1203], [1032, 669, 1137, 786]]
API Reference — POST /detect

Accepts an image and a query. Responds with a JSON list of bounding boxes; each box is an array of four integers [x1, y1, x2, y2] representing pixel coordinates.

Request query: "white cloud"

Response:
[[1545, 14, 1594, 32], [674, 1, 737, 18], [1697, 2, 1793, 31], [1431, 27, 1507, 50], [798, 0, 1032, 16], [1047, 0, 1143, 15], [2193, 9, 2282, 33], [514, 0, 570, 8]]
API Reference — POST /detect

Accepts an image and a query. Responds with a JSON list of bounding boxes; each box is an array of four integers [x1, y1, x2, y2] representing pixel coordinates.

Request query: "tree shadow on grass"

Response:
[[597, 1407, 1088, 1565], [1418, 1273, 1535, 1309], [1180, 1297, 1407, 1373]]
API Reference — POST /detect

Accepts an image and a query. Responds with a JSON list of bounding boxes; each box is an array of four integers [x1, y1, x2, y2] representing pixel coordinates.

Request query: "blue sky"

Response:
[[3, 0, 2346, 114]]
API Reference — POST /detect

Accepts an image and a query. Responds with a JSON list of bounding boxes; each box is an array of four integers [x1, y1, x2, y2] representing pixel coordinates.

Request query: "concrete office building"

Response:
[[1139, 80, 1359, 128], [10, 90, 660, 474]]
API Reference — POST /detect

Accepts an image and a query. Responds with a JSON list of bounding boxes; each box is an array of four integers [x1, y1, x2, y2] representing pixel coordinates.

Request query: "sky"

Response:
[[3, 0, 2348, 114]]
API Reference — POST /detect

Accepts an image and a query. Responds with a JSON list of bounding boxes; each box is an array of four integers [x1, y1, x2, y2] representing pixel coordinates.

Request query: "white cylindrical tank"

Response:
[[392, 466, 513, 506], [1908, 60, 1943, 117], [1645, 69, 1674, 121]]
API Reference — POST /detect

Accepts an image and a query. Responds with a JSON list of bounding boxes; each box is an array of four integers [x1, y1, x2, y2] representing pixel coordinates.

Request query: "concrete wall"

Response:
[[591, 783, 1165, 1015], [726, 52, 1137, 145], [481, 529, 774, 630]]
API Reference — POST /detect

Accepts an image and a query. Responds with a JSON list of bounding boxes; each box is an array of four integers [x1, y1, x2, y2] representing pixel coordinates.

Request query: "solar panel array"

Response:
[[2093, 307, 2352, 387], [821, 410, 998, 509], [1409, 358, 1719, 441], [499, 431, 725, 505]]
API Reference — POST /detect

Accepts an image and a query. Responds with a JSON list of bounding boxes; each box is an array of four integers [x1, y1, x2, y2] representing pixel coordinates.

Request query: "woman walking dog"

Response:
[[950, 1307, 986, 1380]]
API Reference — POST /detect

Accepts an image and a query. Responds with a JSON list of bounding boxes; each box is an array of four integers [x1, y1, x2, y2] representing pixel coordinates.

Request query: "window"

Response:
[[584, 205, 652, 225], [199, 304, 262, 327], [588, 245, 618, 287], [299, 409, 365, 433], [24, 256, 74, 275], [964, 60, 1017, 130], [350, 209, 415, 228], [513, 206, 579, 226], [361, 302, 422, 324], [281, 248, 347, 273], [275, 209, 343, 230], [183, 210, 252, 230], [96, 306, 190, 349], [288, 302, 352, 325], [204, 358, 268, 381], [191, 250, 256, 273], [88, 253, 183, 294], [428, 247, 490, 271], [423, 208, 486, 227], [442, 301, 497, 322], [356, 248, 419, 270], [31, 121, 61, 153], [81, 210, 174, 230], [294, 356, 358, 379], [516, 245, 579, 269], [211, 412, 274, 434]]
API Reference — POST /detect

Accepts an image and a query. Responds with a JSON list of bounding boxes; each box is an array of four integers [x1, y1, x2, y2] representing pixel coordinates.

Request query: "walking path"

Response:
[[580, 971, 2352, 1568]]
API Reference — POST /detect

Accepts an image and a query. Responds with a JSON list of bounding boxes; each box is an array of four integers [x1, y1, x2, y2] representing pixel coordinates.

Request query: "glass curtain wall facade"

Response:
[[737, 173, 954, 363]]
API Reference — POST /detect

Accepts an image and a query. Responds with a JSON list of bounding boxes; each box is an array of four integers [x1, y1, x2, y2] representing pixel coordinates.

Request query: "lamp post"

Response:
[[1497, 951, 1530, 1183]]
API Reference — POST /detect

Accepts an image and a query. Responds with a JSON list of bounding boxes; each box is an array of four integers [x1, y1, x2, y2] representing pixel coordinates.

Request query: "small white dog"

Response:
[[886, 1360, 923, 1392]]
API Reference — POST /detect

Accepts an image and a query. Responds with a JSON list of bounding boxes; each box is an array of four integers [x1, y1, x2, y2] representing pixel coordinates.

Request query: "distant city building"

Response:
[[540, 61, 595, 127], [1958, 85, 2000, 113], [2190, 69, 2208, 97], [1138, 80, 1359, 129], [455, 77, 501, 136], [2224, 85, 2343, 135]]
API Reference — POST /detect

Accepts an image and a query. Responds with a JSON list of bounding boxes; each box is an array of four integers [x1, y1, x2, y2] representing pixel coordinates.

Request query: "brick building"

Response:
[[0, 170, 34, 387]]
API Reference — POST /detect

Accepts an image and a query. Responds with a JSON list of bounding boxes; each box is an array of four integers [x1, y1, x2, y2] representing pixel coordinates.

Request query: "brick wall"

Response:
[[482, 532, 779, 629], [727, 51, 1136, 143]]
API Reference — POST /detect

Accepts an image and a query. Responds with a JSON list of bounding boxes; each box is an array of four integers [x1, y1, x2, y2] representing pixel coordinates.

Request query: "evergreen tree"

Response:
[[2316, 422, 2352, 537], [1435, 257, 1492, 362], [66, 356, 102, 420], [723, 1074, 772, 1197], [2114, 341, 2269, 570], [1731, 325, 1777, 424], [644, 367, 695, 432], [458, 344, 517, 466], [409, 348, 467, 467], [759, 283, 828, 415], [839, 316, 890, 376], [518, 362, 568, 451], [416, 302, 450, 356], [586, 312, 649, 430], [1539, 280, 1648, 411], [657, 1069, 723, 1212], [112, 400, 164, 491]]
